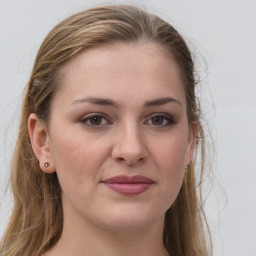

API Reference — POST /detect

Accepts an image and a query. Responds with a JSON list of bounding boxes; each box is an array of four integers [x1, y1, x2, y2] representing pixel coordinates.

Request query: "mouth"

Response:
[[102, 175, 154, 195]]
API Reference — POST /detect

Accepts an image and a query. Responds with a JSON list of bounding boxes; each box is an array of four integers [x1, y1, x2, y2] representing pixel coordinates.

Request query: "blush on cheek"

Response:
[[155, 140, 187, 166]]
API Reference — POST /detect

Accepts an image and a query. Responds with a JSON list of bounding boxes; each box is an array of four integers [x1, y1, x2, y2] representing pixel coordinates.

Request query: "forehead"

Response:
[[54, 41, 185, 107]]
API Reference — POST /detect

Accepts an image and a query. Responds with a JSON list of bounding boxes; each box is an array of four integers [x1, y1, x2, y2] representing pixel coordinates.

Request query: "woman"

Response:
[[0, 5, 212, 256]]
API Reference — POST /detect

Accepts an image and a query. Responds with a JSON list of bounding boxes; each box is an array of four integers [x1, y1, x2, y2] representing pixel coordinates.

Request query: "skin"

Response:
[[29, 41, 198, 256]]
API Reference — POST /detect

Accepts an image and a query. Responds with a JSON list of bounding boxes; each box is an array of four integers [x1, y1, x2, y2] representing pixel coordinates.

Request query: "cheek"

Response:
[[150, 133, 188, 206], [152, 132, 188, 171], [50, 130, 110, 188], [53, 139, 86, 190], [156, 141, 185, 189]]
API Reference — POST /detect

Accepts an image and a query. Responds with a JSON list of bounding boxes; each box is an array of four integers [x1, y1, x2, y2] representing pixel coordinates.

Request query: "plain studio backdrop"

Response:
[[0, 1, 255, 255]]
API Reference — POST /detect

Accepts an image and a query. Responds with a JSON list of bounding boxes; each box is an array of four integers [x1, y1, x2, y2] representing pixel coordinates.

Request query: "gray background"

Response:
[[0, 0, 255, 255]]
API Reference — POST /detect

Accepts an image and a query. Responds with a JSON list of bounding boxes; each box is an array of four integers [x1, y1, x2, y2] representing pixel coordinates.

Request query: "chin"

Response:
[[94, 205, 165, 232]]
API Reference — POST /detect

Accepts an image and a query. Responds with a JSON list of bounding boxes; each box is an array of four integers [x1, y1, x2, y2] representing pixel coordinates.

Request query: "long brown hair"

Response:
[[1, 5, 212, 256]]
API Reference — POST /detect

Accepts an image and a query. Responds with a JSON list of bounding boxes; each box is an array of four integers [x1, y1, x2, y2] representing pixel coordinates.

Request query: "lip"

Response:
[[102, 175, 154, 195]]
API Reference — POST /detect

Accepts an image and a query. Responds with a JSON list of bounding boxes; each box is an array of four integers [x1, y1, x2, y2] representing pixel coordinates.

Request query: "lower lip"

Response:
[[103, 183, 153, 195]]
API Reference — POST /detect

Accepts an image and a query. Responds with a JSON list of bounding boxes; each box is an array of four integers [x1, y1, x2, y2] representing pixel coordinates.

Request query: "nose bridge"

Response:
[[112, 119, 148, 165], [122, 121, 142, 148]]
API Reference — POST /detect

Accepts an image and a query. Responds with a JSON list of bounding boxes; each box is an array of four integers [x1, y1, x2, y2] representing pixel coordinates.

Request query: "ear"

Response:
[[185, 121, 199, 166], [28, 113, 55, 173]]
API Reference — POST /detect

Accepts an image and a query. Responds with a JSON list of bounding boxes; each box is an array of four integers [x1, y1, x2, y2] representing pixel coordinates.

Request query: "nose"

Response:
[[112, 124, 148, 166]]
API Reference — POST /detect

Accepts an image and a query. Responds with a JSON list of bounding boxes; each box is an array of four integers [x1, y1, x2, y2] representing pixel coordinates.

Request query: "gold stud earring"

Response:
[[185, 166, 188, 171], [44, 162, 50, 167]]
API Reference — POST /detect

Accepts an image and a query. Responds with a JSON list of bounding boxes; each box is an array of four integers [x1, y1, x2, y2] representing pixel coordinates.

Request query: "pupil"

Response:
[[91, 116, 102, 125], [152, 117, 163, 125]]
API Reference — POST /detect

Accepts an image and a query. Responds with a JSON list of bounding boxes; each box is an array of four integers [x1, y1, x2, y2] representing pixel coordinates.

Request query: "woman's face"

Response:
[[45, 42, 197, 231]]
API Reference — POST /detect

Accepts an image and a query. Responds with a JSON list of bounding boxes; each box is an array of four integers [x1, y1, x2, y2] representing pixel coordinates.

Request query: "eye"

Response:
[[81, 114, 111, 127], [146, 114, 175, 127]]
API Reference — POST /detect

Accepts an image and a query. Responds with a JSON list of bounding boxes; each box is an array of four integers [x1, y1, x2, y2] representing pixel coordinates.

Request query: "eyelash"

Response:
[[145, 113, 175, 127], [80, 113, 111, 127], [80, 113, 175, 128]]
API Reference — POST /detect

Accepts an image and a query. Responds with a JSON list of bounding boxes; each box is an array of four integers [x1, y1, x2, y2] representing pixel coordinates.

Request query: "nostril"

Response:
[[116, 156, 145, 166], [111, 136, 148, 165], [117, 157, 125, 162], [138, 157, 144, 162]]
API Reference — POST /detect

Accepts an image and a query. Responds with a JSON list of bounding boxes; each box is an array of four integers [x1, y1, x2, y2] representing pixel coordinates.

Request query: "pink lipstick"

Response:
[[102, 175, 154, 195]]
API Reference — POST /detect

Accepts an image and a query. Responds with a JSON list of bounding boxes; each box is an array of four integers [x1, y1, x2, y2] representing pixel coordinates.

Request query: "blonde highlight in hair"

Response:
[[1, 5, 212, 256]]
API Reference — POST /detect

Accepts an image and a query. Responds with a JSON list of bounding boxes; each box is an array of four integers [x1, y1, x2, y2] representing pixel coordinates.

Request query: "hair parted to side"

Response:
[[0, 5, 212, 256]]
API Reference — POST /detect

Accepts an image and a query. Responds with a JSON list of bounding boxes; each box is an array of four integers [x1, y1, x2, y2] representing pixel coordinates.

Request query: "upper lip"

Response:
[[102, 175, 154, 184]]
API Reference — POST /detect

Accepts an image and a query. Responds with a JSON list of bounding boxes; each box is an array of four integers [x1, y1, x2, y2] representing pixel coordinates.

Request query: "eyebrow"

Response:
[[144, 97, 182, 107], [71, 97, 182, 108], [72, 97, 120, 108]]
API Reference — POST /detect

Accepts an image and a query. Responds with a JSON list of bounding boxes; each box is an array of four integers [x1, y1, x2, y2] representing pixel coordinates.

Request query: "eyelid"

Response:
[[144, 113, 175, 126], [80, 113, 112, 127], [79, 112, 175, 128]]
